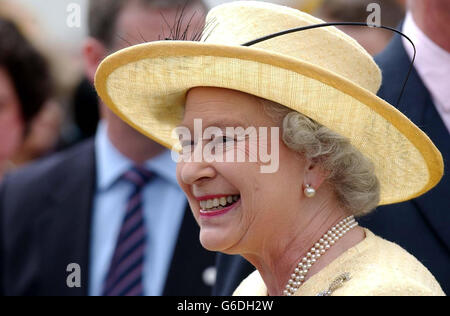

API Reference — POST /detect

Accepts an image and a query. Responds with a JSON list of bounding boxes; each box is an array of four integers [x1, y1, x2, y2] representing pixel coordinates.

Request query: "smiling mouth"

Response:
[[198, 194, 241, 217]]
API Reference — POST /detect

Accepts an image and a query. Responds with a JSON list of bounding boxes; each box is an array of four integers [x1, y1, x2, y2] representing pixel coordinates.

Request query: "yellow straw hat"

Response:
[[94, 1, 443, 205]]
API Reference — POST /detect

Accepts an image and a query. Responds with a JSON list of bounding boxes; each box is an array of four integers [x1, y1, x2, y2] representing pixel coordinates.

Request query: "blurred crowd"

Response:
[[0, 0, 448, 296]]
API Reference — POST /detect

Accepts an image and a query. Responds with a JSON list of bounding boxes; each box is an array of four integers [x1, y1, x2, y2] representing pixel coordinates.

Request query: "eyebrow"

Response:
[[178, 119, 250, 130], [206, 121, 250, 129]]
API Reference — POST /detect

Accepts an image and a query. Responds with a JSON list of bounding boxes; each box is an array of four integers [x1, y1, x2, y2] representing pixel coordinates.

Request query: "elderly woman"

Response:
[[95, 1, 444, 295]]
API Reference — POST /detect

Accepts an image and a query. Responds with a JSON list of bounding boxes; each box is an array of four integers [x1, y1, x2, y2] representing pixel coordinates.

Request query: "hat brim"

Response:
[[95, 41, 443, 205]]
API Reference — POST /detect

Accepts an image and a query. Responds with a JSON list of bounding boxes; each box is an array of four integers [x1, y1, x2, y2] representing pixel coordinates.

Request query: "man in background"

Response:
[[0, 0, 215, 296], [360, 0, 450, 295], [317, 0, 404, 55]]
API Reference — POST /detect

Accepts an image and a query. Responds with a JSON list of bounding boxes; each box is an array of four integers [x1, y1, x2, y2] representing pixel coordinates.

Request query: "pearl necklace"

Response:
[[283, 215, 358, 296]]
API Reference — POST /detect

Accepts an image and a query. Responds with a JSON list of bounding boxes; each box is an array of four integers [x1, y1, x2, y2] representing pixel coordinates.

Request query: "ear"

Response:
[[83, 37, 107, 84], [302, 159, 329, 191]]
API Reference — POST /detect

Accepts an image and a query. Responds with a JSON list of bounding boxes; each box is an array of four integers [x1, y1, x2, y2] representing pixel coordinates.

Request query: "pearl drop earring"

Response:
[[304, 184, 316, 198]]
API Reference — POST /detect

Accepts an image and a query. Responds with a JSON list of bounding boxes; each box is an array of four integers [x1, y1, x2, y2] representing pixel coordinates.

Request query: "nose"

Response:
[[178, 142, 216, 185]]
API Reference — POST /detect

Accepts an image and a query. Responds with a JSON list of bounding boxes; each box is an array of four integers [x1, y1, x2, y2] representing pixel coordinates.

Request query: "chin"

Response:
[[199, 228, 238, 253]]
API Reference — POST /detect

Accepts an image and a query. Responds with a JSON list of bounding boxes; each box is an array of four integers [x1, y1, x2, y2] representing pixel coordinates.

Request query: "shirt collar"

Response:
[[95, 121, 179, 191], [402, 12, 450, 113], [144, 149, 179, 187]]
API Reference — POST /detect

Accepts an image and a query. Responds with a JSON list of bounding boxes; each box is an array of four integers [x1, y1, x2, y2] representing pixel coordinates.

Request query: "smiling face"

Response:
[[177, 87, 311, 254]]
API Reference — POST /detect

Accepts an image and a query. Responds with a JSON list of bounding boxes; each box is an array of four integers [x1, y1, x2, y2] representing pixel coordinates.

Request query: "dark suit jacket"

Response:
[[0, 139, 216, 296], [359, 34, 450, 295], [213, 34, 450, 296]]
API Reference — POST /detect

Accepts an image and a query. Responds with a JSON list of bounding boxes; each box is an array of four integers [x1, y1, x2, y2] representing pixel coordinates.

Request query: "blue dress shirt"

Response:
[[89, 122, 187, 296]]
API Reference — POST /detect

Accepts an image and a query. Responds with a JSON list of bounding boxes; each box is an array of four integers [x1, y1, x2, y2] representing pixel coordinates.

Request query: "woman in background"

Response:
[[0, 17, 53, 179]]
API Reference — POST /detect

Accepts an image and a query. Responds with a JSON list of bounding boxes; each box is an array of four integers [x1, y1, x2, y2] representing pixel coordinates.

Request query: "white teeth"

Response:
[[200, 195, 240, 210]]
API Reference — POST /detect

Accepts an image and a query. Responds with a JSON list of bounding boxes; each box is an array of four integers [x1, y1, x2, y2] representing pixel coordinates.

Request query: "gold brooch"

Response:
[[317, 273, 351, 296]]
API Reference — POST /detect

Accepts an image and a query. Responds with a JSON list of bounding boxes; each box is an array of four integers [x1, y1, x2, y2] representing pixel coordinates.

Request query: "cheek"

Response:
[[248, 155, 302, 214], [176, 162, 185, 189], [176, 162, 193, 198], [0, 110, 24, 159], [176, 162, 198, 216], [236, 166, 269, 220], [176, 161, 190, 189]]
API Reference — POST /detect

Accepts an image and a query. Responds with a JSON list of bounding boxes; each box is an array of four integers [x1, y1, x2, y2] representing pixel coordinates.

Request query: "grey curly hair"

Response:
[[261, 99, 380, 217]]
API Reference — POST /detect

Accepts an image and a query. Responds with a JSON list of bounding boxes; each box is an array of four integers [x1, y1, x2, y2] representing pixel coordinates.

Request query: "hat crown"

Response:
[[203, 1, 381, 93]]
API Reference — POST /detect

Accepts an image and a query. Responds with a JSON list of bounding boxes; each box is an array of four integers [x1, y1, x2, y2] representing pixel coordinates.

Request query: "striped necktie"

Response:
[[102, 166, 153, 296]]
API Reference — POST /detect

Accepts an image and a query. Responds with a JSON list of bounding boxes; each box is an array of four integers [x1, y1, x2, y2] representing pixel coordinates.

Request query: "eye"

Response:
[[220, 136, 234, 143], [213, 136, 237, 147], [180, 140, 195, 150]]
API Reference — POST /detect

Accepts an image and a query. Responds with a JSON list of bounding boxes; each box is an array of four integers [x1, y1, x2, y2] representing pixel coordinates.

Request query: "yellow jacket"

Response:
[[233, 229, 445, 296]]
